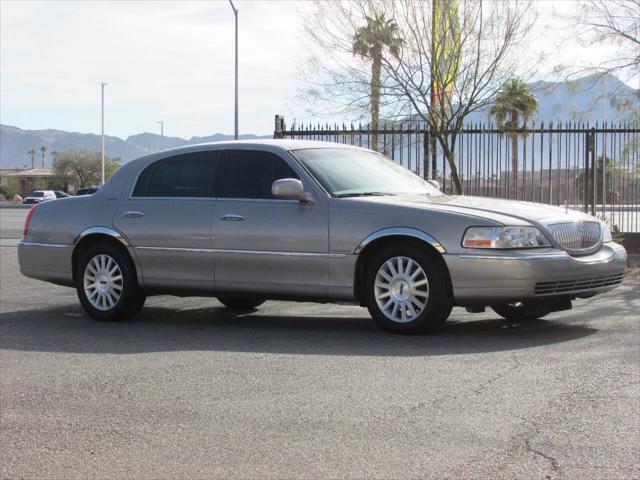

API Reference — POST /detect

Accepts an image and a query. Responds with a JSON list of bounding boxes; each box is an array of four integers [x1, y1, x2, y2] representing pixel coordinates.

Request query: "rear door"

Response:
[[114, 150, 220, 292]]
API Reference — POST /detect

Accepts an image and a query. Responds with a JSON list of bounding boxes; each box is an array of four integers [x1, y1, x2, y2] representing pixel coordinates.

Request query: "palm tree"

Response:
[[490, 79, 538, 199], [27, 149, 36, 169], [353, 12, 403, 151], [40, 146, 47, 168]]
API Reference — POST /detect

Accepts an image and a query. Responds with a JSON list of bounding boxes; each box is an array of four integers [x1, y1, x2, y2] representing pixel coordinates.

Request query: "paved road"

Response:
[[0, 207, 28, 239], [1, 237, 639, 478]]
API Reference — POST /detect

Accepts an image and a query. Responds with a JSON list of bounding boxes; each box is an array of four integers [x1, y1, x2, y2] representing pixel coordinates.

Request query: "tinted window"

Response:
[[133, 151, 218, 197], [220, 150, 299, 199]]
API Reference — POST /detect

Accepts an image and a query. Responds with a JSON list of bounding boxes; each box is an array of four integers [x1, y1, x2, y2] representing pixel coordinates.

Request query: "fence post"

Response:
[[274, 115, 286, 139], [584, 128, 595, 214], [423, 126, 430, 180], [590, 127, 597, 216], [430, 128, 437, 181]]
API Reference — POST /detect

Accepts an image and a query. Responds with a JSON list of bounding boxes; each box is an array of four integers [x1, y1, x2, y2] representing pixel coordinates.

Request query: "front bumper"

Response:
[[444, 242, 627, 306]]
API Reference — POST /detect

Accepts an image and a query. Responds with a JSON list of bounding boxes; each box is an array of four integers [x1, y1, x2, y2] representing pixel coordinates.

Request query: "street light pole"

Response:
[[157, 121, 164, 150], [101, 82, 107, 185], [229, 0, 238, 140]]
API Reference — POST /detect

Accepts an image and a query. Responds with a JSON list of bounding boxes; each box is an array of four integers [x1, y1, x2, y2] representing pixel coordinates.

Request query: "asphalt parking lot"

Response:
[[1, 209, 639, 479]]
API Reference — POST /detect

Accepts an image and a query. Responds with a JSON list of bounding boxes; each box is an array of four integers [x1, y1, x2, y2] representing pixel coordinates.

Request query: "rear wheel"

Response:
[[76, 243, 146, 322], [492, 304, 549, 321], [217, 296, 265, 310], [364, 243, 453, 334]]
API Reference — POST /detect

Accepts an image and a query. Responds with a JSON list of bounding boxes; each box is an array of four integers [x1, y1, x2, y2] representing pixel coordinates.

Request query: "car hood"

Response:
[[360, 194, 595, 225]]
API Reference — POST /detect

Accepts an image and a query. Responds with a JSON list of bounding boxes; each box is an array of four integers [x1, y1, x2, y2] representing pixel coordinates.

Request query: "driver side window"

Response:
[[220, 150, 299, 199]]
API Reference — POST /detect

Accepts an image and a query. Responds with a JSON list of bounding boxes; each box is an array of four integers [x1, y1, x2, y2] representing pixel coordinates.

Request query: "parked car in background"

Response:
[[22, 190, 56, 204], [54, 191, 70, 199], [76, 187, 99, 196], [18, 140, 627, 334]]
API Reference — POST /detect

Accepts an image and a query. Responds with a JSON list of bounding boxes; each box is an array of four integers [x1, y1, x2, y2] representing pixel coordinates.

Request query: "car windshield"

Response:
[[31, 191, 45, 197], [292, 148, 439, 197]]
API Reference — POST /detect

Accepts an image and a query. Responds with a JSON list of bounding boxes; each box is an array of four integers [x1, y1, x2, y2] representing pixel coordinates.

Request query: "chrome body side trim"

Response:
[[456, 253, 568, 261], [18, 240, 70, 248], [354, 227, 446, 254], [74, 227, 130, 247], [137, 246, 214, 253], [215, 248, 346, 258], [136, 246, 346, 258]]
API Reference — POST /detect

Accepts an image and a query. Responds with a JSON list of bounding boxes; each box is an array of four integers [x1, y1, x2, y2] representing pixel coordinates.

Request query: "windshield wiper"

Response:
[[334, 192, 393, 198]]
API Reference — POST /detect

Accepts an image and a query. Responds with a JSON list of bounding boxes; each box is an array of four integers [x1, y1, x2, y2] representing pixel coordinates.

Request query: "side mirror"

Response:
[[427, 179, 441, 191], [271, 178, 314, 203]]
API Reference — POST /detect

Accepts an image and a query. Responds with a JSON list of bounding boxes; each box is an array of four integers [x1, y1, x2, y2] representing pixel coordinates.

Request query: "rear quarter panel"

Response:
[[25, 196, 119, 245]]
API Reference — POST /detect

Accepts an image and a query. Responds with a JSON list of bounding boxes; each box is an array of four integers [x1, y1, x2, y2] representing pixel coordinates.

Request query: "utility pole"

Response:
[[157, 121, 164, 150], [229, 0, 239, 140], [101, 82, 107, 185], [429, 0, 437, 181]]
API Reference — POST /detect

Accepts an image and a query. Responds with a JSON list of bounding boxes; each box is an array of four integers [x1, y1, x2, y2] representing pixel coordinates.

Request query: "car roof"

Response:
[[153, 139, 365, 157], [97, 140, 369, 199]]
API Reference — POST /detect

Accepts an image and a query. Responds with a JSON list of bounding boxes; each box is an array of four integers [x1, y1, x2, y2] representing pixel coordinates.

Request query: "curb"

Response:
[[0, 204, 31, 209]]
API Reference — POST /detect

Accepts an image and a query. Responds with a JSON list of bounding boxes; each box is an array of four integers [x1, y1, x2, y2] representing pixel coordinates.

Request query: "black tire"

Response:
[[491, 305, 549, 321], [76, 243, 146, 322], [217, 296, 265, 310], [364, 242, 453, 334]]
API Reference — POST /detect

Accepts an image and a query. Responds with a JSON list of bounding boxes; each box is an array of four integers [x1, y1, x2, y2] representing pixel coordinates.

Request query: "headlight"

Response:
[[462, 226, 551, 249], [600, 222, 612, 243]]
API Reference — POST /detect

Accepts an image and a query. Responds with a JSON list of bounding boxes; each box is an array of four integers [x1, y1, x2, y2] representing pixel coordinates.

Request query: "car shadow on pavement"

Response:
[[0, 303, 600, 356]]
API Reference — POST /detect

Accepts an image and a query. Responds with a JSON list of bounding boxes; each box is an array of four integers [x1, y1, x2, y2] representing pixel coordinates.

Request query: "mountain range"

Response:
[[1, 74, 637, 169]]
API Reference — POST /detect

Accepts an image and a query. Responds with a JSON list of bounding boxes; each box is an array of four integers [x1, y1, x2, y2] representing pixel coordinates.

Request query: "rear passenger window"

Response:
[[133, 151, 219, 197], [220, 150, 299, 199]]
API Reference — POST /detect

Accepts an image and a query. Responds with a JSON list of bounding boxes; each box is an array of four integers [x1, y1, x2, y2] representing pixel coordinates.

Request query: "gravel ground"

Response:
[[1, 242, 639, 479]]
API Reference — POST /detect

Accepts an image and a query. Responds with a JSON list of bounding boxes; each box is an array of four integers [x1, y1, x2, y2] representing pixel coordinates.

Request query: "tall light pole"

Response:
[[157, 121, 164, 150], [101, 82, 107, 185], [229, 0, 238, 140]]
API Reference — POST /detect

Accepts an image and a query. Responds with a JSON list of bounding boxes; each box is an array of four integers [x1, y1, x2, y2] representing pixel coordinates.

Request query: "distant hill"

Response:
[[1, 74, 637, 168], [452, 74, 638, 125], [0, 127, 271, 169]]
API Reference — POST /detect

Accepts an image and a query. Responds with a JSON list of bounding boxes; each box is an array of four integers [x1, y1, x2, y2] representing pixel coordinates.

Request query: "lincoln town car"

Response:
[[18, 140, 627, 333]]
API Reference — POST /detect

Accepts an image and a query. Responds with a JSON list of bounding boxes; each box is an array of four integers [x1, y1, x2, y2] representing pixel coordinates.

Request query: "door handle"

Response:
[[221, 213, 246, 221], [122, 211, 145, 218]]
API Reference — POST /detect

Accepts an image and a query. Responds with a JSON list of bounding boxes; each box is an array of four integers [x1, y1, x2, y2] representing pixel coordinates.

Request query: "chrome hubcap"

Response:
[[83, 254, 123, 311], [374, 256, 429, 323]]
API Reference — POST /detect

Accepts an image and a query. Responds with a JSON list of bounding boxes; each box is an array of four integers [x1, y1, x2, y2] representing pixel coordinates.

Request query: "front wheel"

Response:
[[217, 296, 265, 310], [364, 243, 453, 334], [76, 244, 146, 322]]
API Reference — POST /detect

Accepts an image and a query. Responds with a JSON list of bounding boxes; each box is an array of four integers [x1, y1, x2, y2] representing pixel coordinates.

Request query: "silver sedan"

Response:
[[18, 140, 627, 333]]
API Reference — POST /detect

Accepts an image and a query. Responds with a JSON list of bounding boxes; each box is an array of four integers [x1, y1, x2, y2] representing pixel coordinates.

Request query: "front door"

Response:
[[212, 149, 329, 297], [114, 151, 220, 292]]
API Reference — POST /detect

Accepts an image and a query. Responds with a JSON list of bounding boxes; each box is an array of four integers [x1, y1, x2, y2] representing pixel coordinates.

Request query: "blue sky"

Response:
[[1, 1, 636, 139]]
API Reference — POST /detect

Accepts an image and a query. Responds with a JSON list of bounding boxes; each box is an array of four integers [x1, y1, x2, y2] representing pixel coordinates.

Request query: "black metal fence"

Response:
[[274, 116, 640, 233]]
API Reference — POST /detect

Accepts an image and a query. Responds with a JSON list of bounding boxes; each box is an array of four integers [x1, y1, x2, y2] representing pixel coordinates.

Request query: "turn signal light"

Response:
[[463, 239, 493, 248]]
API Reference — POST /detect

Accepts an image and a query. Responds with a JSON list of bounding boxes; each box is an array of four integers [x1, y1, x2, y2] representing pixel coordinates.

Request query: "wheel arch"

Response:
[[353, 229, 451, 306], [71, 227, 136, 285]]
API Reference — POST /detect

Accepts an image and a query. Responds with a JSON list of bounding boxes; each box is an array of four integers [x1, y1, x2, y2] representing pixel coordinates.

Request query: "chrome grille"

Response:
[[546, 221, 601, 251], [534, 273, 624, 295]]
